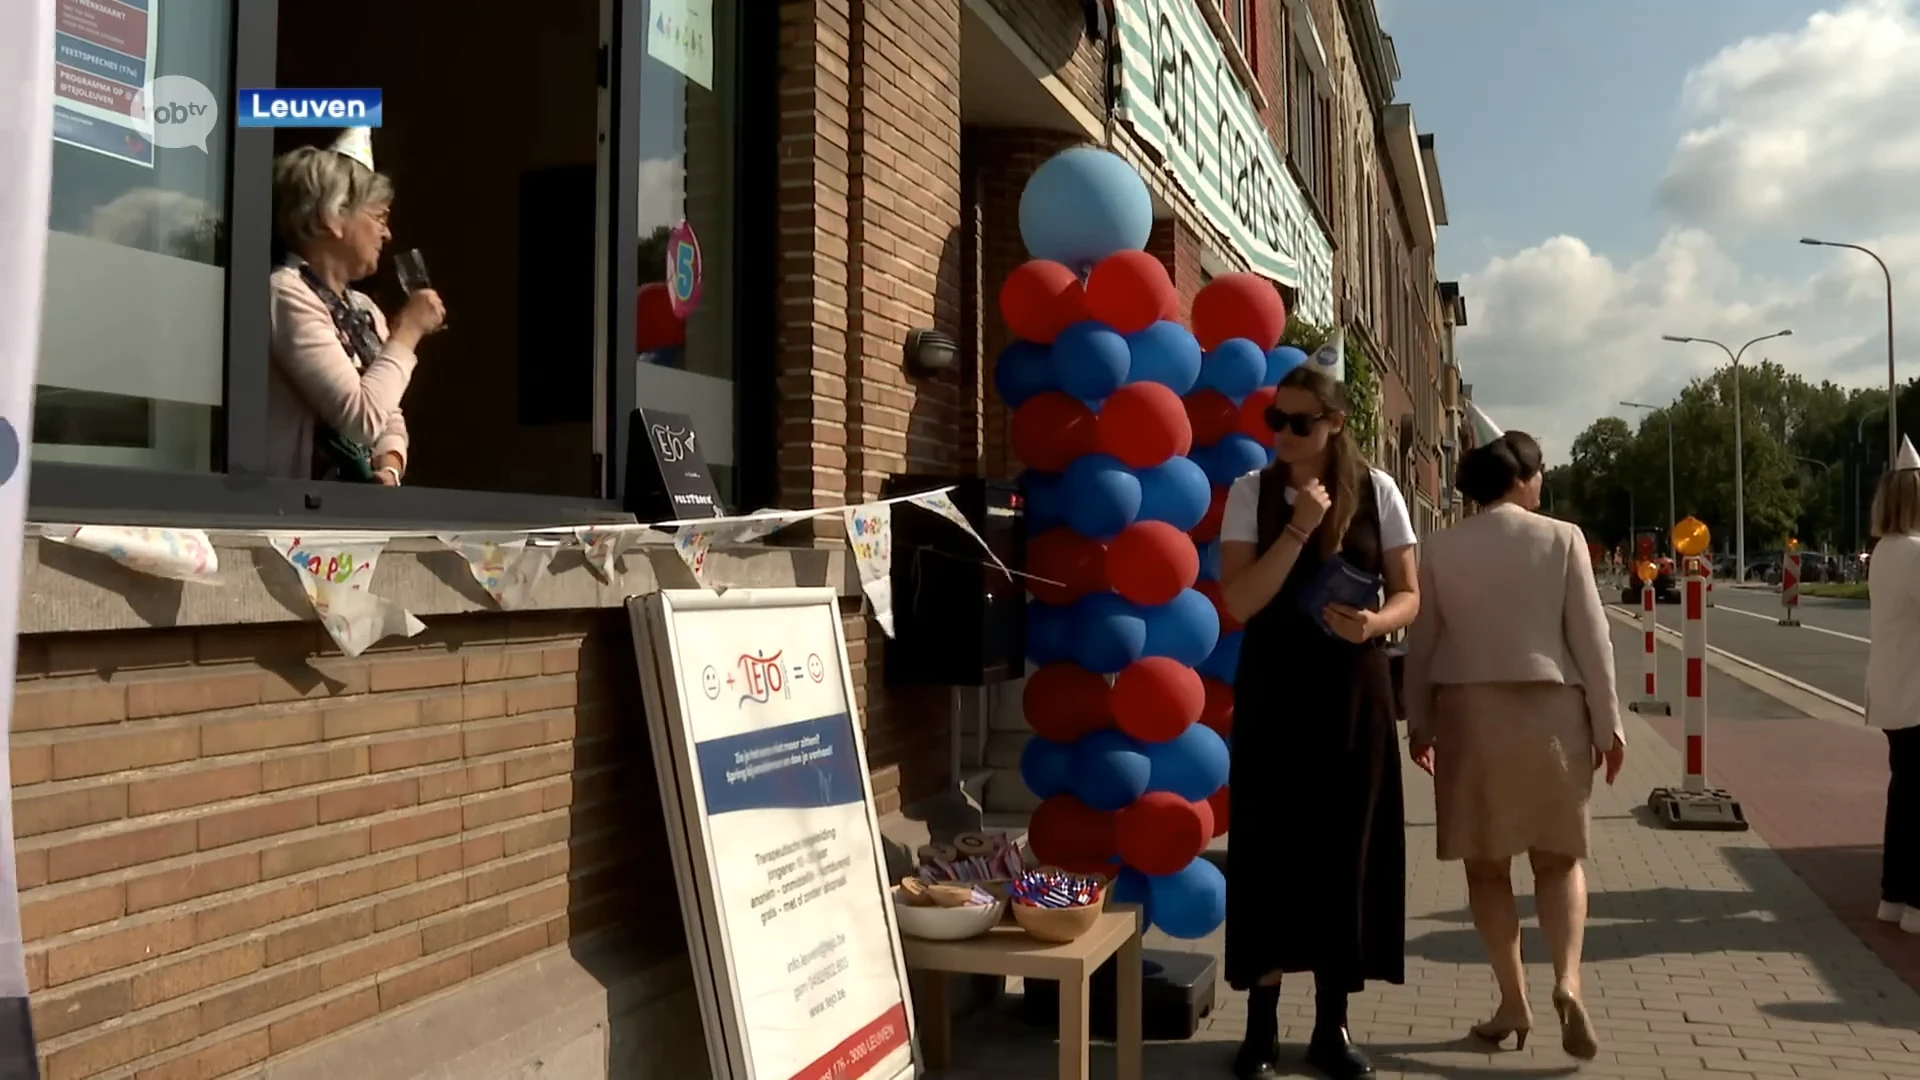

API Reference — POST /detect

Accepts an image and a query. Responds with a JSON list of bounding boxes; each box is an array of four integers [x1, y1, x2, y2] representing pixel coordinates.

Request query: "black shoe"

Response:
[[1233, 1034, 1282, 1080], [1306, 1027, 1375, 1080]]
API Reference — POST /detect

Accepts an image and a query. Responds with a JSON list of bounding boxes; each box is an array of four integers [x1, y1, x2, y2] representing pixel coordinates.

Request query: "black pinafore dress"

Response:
[[1223, 466, 1407, 994]]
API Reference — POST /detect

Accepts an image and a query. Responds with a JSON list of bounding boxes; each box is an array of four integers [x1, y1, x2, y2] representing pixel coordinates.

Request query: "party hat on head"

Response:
[[1466, 401, 1503, 447], [1898, 435, 1920, 472], [329, 127, 374, 172], [1307, 328, 1345, 382]]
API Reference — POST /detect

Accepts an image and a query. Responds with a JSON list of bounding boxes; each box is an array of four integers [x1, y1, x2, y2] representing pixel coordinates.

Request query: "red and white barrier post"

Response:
[[1778, 550, 1801, 626], [1627, 568, 1669, 716], [1648, 550, 1748, 830], [1702, 559, 1714, 608]]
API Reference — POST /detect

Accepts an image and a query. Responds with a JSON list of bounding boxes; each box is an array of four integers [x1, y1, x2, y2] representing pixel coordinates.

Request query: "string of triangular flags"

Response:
[[29, 487, 996, 657]]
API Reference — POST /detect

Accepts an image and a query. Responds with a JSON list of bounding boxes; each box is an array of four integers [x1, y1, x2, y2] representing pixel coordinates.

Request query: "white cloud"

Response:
[[1458, 0, 1920, 460], [638, 156, 684, 233]]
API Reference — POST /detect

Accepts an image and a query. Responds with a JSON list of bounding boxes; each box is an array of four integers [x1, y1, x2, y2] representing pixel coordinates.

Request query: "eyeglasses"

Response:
[[361, 205, 392, 227], [1263, 407, 1328, 437]]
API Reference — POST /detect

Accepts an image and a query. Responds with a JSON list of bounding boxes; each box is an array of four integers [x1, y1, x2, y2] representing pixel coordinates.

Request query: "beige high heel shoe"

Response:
[[1469, 1007, 1533, 1051], [1552, 986, 1598, 1060]]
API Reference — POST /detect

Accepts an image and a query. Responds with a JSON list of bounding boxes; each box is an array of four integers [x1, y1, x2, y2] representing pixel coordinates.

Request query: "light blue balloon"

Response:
[[1069, 593, 1149, 674], [1193, 435, 1269, 488], [1125, 321, 1203, 395], [1144, 723, 1229, 801], [1054, 321, 1132, 402], [1061, 454, 1143, 540], [1136, 457, 1211, 532], [1197, 629, 1244, 682], [1265, 346, 1309, 386], [1197, 339, 1266, 399], [1070, 729, 1153, 812], [1019, 147, 1154, 271], [1142, 589, 1220, 667], [1148, 858, 1227, 939]]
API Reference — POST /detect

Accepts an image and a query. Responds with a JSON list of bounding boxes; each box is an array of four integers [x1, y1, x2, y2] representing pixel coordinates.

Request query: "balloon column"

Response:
[[1003, 147, 1286, 941]]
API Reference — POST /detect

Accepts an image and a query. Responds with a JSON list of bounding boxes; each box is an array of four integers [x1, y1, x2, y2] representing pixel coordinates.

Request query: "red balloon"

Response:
[[1184, 389, 1239, 447], [999, 260, 1087, 344], [1023, 664, 1114, 742], [1206, 787, 1230, 837], [1198, 676, 1234, 738], [1117, 791, 1213, 876], [1029, 795, 1118, 877], [1011, 392, 1098, 472], [1194, 580, 1243, 633], [1238, 386, 1278, 446], [1192, 272, 1288, 352], [1111, 657, 1205, 742], [1190, 485, 1228, 543], [1097, 382, 1192, 468], [636, 283, 685, 352], [1027, 528, 1109, 606], [1084, 250, 1178, 335], [1107, 522, 1200, 607]]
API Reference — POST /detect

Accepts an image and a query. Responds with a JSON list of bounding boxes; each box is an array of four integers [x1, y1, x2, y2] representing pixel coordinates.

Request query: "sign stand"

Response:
[[1647, 556, 1749, 831], [1778, 550, 1801, 626], [1626, 567, 1669, 717], [630, 588, 919, 1080]]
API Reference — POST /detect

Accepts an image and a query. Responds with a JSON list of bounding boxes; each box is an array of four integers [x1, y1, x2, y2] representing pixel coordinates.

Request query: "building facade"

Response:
[[15, 1, 1451, 1076]]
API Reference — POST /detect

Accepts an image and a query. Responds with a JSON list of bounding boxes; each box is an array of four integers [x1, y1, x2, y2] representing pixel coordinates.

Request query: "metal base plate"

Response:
[[1646, 787, 1750, 831], [1628, 700, 1672, 716], [1778, 612, 1800, 626]]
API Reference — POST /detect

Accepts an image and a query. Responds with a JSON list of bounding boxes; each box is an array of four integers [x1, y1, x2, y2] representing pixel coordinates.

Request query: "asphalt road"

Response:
[[1607, 584, 1870, 710]]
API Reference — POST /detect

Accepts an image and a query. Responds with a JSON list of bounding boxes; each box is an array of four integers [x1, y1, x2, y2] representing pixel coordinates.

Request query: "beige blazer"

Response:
[[266, 263, 413, 480], [1402, 503, 1624, 753]]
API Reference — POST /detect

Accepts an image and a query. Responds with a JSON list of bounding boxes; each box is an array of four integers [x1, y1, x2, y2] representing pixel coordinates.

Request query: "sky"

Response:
[[1379, 0, 1920, 459]]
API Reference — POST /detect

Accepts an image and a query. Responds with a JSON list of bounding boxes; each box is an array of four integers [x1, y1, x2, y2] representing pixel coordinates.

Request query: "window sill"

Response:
[[1283, 152, 1335, 242], [21, 528, 857, 635]]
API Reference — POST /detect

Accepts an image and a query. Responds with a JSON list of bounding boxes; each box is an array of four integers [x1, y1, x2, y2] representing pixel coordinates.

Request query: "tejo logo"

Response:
[[235, 89, 383, 128]]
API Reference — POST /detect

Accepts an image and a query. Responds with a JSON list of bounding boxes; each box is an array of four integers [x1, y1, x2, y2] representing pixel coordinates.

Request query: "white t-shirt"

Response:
[[1219, 467, 1418, 551]]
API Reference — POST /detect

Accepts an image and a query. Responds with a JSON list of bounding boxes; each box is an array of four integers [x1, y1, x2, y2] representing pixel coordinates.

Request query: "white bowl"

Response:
[[891, 887, 1006, 941]]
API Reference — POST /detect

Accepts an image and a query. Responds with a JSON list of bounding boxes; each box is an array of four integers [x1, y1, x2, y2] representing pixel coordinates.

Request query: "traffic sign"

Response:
[[1778, 551, 1801, 625], [1636, 560, 1658, 584], [1672, 516, 1711, 558]]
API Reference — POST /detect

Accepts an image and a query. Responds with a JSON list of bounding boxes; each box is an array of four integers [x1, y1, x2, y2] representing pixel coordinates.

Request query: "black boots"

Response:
[[1233, 985, 1282, 1080], [1235, 982, 1375, 1080], [1306, 985, 1374, 1080]]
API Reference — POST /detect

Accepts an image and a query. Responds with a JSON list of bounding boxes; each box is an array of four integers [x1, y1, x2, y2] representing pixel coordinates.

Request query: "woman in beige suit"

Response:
[[1402, 431, 1627, 1061]]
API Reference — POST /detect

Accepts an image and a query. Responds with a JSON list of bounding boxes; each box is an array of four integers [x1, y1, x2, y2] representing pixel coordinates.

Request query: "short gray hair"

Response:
[[270, 145, 394, 250]]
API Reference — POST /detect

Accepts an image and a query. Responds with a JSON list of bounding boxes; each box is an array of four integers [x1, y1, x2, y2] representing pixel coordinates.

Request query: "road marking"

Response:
[[1709, 600, 1873, 644], [1606, 605, 1866, 716]]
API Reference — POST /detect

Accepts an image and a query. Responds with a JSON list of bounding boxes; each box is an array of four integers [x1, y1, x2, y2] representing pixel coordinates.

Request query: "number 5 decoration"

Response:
[[667, 219, 703, 319]]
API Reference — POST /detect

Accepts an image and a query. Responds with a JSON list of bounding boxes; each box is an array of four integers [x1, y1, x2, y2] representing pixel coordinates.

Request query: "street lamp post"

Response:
[[1621, 400, 1675, 556], [1660, 329, 1794, 584], [1802, 238, 1897, 467]]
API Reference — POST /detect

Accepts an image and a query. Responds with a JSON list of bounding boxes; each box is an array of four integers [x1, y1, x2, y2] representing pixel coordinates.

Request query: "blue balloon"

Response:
[[1143, 588, 1220, 667], [1022, 470, 1066, 531], [1070, 729, 1152, 811], [1069, 593, 1148, 674], [1054, 321, 1131, 401], [994, 341, 1056, 407], [1197, 629, 1244, 682], [1020, 736, 1077, 800], [1197, 339, 1266, 399], [1193, 434, 1269, 488], [1018, 147, 1154, 271], [1125, 321, 1203, 395], [1027, 602, 1074, 665], [1061, 454, 1142, 540], [1197, 540, 1222, 582], [1148, 858, 1227, 939], [1264, 345, 1309, 386], [1136, 457, 1211, 532], [1145, 723, 1230, 801], [1110, 867, 1155, 925]]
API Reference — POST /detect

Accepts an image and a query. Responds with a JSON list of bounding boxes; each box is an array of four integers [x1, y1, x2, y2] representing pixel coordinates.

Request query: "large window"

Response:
[[32, 0, 771, 526], [1222, 0, 1251, 60], [1286, 44, 1330, 216]]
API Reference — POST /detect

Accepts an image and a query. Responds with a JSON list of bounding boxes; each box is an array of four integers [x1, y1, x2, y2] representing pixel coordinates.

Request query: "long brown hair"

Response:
[[1277, 365, 1367, 557]]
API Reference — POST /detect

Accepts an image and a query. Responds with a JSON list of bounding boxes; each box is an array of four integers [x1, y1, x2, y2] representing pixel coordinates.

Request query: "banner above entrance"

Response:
[[1113, 0, 1334, 323]]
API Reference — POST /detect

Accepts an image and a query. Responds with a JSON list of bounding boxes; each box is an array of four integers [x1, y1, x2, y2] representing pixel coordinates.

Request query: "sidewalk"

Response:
[[927, 626, 1920, 1078]]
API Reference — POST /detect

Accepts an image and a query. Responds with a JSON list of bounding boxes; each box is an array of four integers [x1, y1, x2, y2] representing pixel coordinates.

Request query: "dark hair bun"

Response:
[[1455, 431, 1543, 505]]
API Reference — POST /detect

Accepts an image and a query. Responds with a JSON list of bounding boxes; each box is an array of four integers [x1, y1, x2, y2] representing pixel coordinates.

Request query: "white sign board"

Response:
[[630, 588, 917, 1080], [1113, 0, 1335, 323]]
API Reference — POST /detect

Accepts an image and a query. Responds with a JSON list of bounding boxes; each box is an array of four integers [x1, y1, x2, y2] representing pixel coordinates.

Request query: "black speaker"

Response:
[[882, 475, 1026, 686]]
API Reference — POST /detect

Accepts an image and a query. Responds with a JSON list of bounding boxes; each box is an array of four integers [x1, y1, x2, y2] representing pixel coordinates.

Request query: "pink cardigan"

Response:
[[266, 264, 414, 479]]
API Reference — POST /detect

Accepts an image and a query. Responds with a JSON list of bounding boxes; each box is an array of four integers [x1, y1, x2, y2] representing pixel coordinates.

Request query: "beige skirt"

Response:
[[1432, 682, 1596, 862]]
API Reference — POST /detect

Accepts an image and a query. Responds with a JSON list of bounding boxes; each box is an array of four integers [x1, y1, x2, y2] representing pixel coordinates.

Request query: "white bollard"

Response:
[[1778, 551, 1801, 627], [1628, 578, 1669, 716], [1648, 557, 1748, 830]]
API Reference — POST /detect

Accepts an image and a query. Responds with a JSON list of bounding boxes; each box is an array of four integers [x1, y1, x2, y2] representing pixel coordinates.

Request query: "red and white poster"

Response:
[[51, 0, 159, 166], [0, 0, 53, 1072]]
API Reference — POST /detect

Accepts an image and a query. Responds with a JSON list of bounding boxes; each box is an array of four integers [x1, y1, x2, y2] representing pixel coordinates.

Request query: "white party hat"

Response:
[[1466, 401, 1503, 447], [330, 127, 374, 172], [1308, 328, 1345, 383], [1898, 435, 1920, 472]]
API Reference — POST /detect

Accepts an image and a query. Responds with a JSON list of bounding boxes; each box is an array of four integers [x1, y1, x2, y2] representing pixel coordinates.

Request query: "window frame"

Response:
[[29, 0, 777, 530]]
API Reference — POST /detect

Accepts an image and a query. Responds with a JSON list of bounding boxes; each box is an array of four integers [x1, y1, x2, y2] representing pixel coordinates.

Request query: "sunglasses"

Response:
[[1263, 407, 1328, 437]]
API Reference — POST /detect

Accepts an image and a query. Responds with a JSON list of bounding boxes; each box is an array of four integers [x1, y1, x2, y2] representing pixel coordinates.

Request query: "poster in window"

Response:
[[50, 0, 160, 167], [647, 0, 714, 90]]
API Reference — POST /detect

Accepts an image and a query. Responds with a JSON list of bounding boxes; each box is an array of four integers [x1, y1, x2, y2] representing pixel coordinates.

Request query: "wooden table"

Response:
[[902, 907, 1142, 1080]]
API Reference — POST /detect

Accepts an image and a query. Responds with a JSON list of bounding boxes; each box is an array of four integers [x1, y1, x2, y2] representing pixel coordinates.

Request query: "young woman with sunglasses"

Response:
[[1216, 365, 1422, 1080]]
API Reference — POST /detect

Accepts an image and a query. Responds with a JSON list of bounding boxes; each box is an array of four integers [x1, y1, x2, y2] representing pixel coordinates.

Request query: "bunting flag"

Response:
[[0, 0, 52, 1068], [1898, 435, 1919, 472], [1466, 400, 1503, 447]]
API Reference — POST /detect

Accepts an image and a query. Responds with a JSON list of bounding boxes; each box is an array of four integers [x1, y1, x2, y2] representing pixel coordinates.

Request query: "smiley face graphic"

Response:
[[700, 665, 720, 700], [806, 653, 825, 683]]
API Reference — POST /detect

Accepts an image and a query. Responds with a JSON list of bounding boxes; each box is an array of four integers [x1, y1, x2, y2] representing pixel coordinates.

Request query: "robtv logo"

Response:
[[235, 89, 383, 128], [131, 75, 220, 153]]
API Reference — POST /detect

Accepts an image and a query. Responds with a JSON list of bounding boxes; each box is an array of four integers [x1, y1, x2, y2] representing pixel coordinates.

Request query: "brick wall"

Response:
[[11, 612, 674, 1079], [1146, 218, 1207, 327]]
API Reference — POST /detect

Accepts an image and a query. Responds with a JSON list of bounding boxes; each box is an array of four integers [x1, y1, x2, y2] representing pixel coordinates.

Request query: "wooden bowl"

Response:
[[1011, 901, 1102, 944]]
